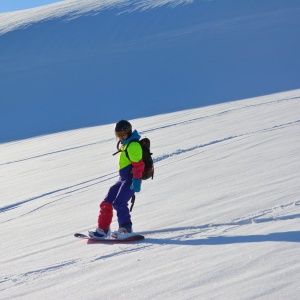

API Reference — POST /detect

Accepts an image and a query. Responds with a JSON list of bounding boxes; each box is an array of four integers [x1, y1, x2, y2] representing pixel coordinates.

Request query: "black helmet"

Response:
[[115, 120, 132, 137]]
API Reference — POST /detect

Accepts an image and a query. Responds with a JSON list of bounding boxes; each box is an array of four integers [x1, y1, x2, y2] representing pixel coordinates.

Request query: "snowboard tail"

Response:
[[74, 232, 144, 242]]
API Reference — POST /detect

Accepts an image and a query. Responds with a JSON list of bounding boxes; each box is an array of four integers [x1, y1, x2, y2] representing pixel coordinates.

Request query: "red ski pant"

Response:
[[98, 165, 134, 230]]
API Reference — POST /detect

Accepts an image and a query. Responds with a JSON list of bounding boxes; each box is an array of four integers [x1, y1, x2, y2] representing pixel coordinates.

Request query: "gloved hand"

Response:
[[130, 178, 141, 193]]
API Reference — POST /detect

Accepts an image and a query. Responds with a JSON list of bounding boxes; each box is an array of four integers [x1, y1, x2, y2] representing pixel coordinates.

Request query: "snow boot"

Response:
[[88, 228, 110, 240], [111, 223, 132, 239]]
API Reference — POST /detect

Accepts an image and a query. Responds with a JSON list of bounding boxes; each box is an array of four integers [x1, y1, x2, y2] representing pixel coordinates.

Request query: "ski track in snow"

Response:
[[0, 244, 152, 293], [2, 200, 299, 293], [1, 95, 299, 167], [141, 200, 300, 243], [92, 244, 153, 261], [0, 260, 78, 293], [0, 172, 117, 219], [0, 139, 111, 166], [1, 96, 299, 222], [142, 96, 300, 134], [154, 118, 300, 163], [1, 192, 299, 294]]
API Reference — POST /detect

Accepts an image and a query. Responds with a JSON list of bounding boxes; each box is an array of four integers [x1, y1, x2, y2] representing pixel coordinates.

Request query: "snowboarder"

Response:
[[89, 120, 145, 239]]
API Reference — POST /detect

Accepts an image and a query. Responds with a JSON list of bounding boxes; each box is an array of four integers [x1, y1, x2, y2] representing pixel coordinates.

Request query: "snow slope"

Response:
[[1, 0, 300, 142], [1, 89, 300, 299], [1, 1, 300, 298]]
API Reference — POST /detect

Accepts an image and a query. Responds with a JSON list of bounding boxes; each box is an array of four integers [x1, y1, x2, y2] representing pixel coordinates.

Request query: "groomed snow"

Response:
[[1, 0, 300, 298], [1, 89, 300, 299]]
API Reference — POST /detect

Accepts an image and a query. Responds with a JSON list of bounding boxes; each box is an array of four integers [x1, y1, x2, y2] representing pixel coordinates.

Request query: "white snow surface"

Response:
[[1, 0, 300, 299], [1, 89, 300, 299]]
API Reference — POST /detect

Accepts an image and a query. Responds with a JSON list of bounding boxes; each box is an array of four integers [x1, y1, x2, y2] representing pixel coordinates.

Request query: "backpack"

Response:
[[113, 138, 154, 211], [125, 138, 154, 180]]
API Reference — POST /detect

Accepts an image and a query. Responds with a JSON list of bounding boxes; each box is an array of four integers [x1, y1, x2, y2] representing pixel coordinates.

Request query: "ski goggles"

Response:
[[115, 130, 128, 138]]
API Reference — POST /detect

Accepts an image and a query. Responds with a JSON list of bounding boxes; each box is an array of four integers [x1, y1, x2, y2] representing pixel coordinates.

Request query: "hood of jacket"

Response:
[[121, 129, 141, 145]]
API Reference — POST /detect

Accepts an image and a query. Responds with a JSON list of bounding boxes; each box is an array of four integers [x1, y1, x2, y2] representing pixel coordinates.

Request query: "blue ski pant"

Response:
[[98, 165, 134, 229]]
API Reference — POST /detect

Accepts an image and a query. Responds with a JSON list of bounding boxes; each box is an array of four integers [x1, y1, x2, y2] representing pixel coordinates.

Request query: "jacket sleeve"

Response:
[[132, 160, 145, 179], [127, 142, 145, 179]]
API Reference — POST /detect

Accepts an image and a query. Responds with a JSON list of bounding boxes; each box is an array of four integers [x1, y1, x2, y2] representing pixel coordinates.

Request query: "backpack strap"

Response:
[[112, 140, 122, 156], [123, 139, 139, 161], [129, 194, 136, 212], [112, 139, 140, 157]]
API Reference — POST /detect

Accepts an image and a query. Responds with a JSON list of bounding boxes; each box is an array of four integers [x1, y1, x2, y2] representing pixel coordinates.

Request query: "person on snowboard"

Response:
[[89, 120, 144, 239]]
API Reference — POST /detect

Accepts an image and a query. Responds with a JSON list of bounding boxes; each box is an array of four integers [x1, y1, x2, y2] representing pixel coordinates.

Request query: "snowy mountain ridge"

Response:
[[0, 0, 192, 34], [1, 0, 300, 143]]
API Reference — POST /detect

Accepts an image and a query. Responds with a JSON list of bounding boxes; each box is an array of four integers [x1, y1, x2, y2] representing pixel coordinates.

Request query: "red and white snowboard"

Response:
[[74, 232, 145, 242]]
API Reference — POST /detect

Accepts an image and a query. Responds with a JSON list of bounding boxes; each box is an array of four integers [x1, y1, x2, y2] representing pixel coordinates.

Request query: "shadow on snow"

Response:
[[143, 231, 300, 246]]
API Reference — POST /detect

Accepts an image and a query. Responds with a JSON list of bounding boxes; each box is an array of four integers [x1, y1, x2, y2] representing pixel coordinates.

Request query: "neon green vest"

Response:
[[119, 141, 143, 170]]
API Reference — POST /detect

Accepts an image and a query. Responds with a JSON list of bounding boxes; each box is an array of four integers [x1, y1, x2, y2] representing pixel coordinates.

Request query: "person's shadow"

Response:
[[140, 210, 300, 245], [140, 228, 300, 246]]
